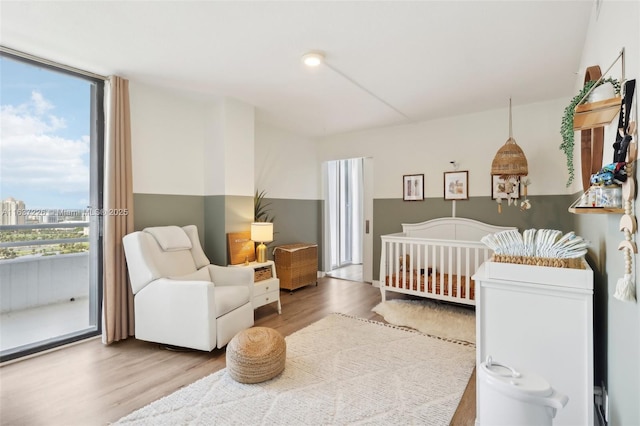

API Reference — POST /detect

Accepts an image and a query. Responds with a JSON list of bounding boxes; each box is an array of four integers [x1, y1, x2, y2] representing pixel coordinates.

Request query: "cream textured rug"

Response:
[[372, 299, 476, 344], [116, 313, 475, 425]]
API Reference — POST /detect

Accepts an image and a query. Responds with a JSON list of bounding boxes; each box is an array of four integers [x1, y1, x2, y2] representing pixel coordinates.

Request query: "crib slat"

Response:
[[408, 242, 413, 291], [397, 242, 400, 288], [416, 244, 421, 292], [456, 246, 460, 298], [451, 245, 455, 297], [465, 247, 471, 300], [431, 244, 436, 295], [438, 246, 446, 296]]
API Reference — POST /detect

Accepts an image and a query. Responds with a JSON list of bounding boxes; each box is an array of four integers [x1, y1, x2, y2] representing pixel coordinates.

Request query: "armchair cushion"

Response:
[[170, 267, 211, 282], [182, 225, 210, 269], [215, 286, 251, 317], [155, 250, 198, 280], [145, 225, 192, 251], [208, 264, 253, 287]]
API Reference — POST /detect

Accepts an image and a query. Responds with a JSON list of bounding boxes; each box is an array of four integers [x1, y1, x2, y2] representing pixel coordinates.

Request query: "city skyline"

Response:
[[1, 55, 94, 209], [2, 196, 90, 212], [1, 196, 89, 226]]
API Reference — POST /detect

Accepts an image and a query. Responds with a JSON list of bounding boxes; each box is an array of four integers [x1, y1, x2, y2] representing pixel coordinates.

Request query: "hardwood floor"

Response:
[[0, 277, 475, 425], [325, 264, 363, 282]]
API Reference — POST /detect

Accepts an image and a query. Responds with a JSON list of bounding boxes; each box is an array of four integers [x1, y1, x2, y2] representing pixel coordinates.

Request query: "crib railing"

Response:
[[379, 232, 493, 305]]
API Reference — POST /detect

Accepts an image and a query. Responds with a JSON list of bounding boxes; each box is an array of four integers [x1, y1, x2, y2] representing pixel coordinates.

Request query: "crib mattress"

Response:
[[385, 271, 475, 300]]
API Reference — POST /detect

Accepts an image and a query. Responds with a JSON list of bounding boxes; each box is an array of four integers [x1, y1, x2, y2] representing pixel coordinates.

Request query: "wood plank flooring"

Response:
[[0, 277, 475, 425], [325, 264, 363, 282]]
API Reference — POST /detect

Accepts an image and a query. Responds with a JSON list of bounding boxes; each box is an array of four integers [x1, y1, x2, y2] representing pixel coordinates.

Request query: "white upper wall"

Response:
[[222, 98, 255, 197], [204, 100, 225, 196], [129, 81, 206, 196], [130, 81, 255, 197], [317, 98, 572, 198], [254, 121, 320, 200], [205, 98, 256, 197]]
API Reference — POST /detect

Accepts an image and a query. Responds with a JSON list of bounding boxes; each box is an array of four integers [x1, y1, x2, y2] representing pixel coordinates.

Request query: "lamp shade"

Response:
[[251, 222, 273, 243], [491, 137, 529, 178], [491, 98, 529, 179]]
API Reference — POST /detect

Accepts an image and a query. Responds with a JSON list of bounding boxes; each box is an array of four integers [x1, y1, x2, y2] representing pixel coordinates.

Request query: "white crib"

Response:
[[379, 217, 515, 306]]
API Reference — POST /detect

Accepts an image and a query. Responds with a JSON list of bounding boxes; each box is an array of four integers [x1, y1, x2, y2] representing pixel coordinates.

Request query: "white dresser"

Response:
[[473, 260, 594, 426], [231, 260, 281, 314]]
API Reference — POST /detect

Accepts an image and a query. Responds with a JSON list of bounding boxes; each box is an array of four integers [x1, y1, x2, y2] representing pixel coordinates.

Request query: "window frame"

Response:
[[0, 50, 105, 362]]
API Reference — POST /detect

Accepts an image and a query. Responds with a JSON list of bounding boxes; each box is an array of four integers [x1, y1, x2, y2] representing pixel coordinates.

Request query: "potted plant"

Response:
[[254, 189, 274, 223], [560, 77, 620, 187]]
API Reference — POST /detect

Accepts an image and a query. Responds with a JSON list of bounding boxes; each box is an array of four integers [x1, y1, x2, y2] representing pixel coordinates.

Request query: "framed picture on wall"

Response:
[[491, 175, 520, 200], [444, 171, 469, 200], [403, 174, 424, 201]]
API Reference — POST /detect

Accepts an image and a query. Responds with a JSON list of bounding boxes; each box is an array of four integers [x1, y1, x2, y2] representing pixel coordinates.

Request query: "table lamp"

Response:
[[251, 222, 273, 263]]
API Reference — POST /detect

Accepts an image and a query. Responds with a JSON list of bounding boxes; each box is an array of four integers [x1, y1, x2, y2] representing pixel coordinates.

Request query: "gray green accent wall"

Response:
[[133, 193, 205, 245], [134, 192, 577, 283], [373, 194, 577, 280], [224, 196, 255, 232], [134, 193, 254, 266], [267, 198, 323, 266], [203, 195, 254, 265], [203, 195, 226, 266], [134, 194, 320, 267]]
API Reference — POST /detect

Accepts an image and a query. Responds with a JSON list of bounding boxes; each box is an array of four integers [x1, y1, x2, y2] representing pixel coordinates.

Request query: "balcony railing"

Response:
[[0, 222, 90, 313], [1, 222, 95, 355], [0, 222, 89, 247]]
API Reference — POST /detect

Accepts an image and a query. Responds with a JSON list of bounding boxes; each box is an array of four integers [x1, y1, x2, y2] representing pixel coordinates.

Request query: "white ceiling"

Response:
[[0, 1, 594, 139]]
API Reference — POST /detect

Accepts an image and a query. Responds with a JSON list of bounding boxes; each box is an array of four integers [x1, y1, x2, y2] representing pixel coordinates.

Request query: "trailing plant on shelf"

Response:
[[560, 77, 621, 187]]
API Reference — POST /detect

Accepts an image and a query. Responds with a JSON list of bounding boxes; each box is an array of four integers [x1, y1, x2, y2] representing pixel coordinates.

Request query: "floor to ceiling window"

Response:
[[326, 158, 364, 276], [0, 51, 104, 362]]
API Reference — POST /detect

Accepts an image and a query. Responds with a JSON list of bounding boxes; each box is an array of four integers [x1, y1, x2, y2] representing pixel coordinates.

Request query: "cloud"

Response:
[[30, 91, 54, 115], [1, 92, 89, 195]]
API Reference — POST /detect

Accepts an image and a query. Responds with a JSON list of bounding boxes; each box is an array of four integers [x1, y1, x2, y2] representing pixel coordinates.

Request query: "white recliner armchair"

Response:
[[122, 225, 254, 351]]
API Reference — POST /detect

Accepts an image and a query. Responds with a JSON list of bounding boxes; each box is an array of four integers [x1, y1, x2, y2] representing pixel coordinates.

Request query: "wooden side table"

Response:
[[230, 260, 281, 314]]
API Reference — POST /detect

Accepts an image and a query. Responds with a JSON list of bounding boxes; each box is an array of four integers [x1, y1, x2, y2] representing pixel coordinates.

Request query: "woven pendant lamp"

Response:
[[491, 98, 529, 179]]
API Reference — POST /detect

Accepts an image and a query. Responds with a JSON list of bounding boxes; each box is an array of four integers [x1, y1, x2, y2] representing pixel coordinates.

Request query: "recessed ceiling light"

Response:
[[301, 52, 324, 67]]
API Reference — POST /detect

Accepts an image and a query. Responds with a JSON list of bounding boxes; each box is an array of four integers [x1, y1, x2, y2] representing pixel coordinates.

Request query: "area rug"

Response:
[[115, 313, 475, 425], [372, 299, 475, 344]]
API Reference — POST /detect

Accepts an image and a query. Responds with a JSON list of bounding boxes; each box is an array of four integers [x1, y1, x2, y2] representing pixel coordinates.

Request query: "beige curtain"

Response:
[[103, 76, 135, 344]]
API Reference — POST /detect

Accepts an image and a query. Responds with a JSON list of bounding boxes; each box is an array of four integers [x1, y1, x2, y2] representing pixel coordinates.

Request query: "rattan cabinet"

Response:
[[274, 243, 318, 291]]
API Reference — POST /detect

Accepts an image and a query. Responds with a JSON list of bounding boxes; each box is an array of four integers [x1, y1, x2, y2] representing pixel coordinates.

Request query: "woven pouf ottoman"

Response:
[[226, 327, 286, 384]]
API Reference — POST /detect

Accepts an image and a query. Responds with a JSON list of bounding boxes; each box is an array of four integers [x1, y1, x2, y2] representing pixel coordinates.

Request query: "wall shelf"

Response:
[[568, 206, 624, 214], [568, 189, 624, 214], [573, 95, 621, 130], [573, 49, 625, 132]]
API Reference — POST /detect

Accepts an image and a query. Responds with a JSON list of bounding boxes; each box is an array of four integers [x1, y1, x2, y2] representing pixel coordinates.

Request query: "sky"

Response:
[[0, 55, 94, 209]]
